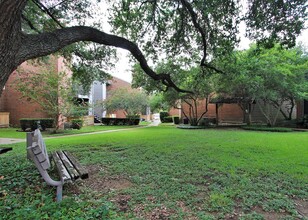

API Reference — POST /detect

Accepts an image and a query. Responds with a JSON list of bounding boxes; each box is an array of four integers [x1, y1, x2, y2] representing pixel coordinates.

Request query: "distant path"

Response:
[[149, 119, 161, 126], [0, 138, 24, 145], [44, 125, 149, 140], [0, 123, 160, 145]]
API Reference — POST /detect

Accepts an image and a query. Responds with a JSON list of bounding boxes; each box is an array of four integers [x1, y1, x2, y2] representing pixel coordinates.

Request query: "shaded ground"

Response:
[[83, 165, 133, 192], [1, 127, 307, 219], [70, 164, 308, 220]]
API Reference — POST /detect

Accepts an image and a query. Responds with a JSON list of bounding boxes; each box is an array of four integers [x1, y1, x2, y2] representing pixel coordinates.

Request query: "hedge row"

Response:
[[241, 125, 293, 132], [159, 112, 170, 122], [198, 117, 217, 126], [20, 118, 54, 131], [101, 118, 140, 126], [159, 112, 180, 124]]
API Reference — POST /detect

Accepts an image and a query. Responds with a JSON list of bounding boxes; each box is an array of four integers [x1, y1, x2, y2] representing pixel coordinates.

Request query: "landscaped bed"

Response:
[[0, 126, 307, 219], [242, 125, 294, 132]]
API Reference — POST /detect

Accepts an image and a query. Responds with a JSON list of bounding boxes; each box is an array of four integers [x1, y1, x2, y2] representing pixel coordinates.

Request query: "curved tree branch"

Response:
[[18, 26, 192, 93], [180, 0, 207, 65], [31, 0, 64, 28], [202, 63, 225, 74], [179, 0, 226, 75]]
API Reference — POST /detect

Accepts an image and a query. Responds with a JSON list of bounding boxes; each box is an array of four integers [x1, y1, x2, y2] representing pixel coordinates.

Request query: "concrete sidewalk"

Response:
[[0, 122, 160, 145], [0, 138, 25, 145], [44, 126, 147, 140]]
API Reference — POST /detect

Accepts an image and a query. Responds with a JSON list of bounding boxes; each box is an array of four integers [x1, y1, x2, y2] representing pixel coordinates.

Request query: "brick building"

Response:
[[170, 98, 297, 125], [90, 77, 132, 119], [0, 57, 70, 127], [2, 57, 302, 127], [0, 58, 133, 127]]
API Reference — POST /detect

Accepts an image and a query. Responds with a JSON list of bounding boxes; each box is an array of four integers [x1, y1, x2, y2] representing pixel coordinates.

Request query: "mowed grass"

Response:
[[0, 125, 307, 219]]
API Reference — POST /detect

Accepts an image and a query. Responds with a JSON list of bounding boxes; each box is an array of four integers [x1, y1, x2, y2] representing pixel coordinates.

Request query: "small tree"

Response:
[[103, 88, 149, 120], [132, 60, 217, 126], [218, 44, 308, 126], [14, 61, 86, 131], [149, 93, 169, 113]]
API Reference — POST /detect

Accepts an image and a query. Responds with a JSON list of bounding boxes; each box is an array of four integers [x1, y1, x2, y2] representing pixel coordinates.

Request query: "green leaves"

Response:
[[245, 0, 307, 48], [110, 0, 240, 63], [102, 88, 149, 116], [217, 44, 308, 125], [14, 58, 88, 130]]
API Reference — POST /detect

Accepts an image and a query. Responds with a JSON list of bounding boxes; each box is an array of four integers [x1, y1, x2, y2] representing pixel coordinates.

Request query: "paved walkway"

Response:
[[0, 138, 25, 145], [0, 120, 161, 145], [45, 126, 148, 140]]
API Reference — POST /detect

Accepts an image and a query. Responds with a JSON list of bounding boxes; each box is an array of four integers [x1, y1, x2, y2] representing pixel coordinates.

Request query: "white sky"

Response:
[[95, 2, 308, 83]]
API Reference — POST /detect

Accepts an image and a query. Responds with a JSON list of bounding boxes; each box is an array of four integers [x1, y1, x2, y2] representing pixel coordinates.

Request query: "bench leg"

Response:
[[56, 185, 63, 202]]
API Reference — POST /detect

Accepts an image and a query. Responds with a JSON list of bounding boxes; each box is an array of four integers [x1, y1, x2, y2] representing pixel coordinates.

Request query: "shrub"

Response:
[[64, 122, 72, 130], [159, 111, 170, 122], [198, 117, 217, 126], [242, 125, 293, 132], [71, 119, 84, 130], [172, 116, 180, 124], [301, 115, 308, 128], [164, 116, 173, 123], [20, 118, 54, 131], [126, 115, 140, 125]]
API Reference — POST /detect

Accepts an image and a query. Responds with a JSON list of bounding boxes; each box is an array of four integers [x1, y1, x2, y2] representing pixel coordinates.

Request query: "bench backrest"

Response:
[[27, 129, 50, 170]]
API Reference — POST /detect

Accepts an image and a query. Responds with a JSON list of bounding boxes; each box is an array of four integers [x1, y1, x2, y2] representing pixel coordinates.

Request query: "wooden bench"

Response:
[[26, 129, 88, 202]]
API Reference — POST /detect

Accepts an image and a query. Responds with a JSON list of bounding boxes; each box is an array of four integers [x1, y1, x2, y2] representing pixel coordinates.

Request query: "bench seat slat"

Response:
[[35, 152, 47, 163], [52, 152, 71, 182], [64, 151, 89, 179], [56, 151, 80, 180], [32, 145, 43, 154], [28, 143, 50, 170]]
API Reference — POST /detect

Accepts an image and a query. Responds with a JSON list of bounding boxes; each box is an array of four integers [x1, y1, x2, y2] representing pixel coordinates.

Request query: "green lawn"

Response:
[[0, 125, 307, 219]]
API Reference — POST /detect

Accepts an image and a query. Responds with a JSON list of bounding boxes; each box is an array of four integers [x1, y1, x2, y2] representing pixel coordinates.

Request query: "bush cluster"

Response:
[[198, 117, 217, 126], [159, 112, 170, 122], [71, 119, 84, 130], [299, 115, 308, 128], [160, 112, 180, 124], [173, 116, 180, 124], [20, 118, 54, 131], [163, 116, 173, 123], [242, 125, 293, 132]]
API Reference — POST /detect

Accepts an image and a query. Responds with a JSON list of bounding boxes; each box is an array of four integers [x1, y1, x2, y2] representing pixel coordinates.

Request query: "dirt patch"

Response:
[[82, 164, 133, 192], [111, 194, 132, 212], [177, 201, 199, 220], [251, 207, 290, 220], [294, 199, 308, 219], [134, 204, 175, 220]]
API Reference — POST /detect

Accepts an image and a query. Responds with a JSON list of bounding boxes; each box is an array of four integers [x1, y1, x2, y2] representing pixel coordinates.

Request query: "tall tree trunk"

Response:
[[0, 0, 27, 95]]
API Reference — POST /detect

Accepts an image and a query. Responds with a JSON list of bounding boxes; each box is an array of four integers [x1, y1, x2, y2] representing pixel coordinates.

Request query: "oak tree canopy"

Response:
[[0, 0, 306, 96]]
